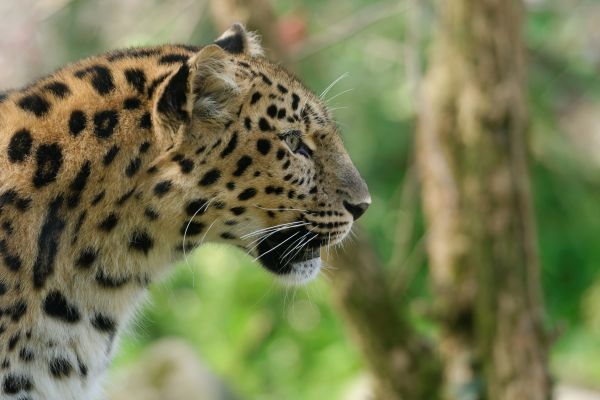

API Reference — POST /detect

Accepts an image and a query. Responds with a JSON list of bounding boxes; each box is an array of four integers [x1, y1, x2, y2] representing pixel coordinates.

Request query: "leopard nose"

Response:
[[343, 200, 370, 221]]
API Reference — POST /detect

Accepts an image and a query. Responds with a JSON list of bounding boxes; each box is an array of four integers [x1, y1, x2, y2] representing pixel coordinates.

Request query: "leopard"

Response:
[[0, 23, 370, 399]]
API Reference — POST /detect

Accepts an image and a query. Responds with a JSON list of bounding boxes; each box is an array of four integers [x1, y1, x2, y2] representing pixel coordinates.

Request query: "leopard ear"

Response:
[[188, 44, 242, 123], [214, 23, 264, 57], [153, 44, 242, 139]]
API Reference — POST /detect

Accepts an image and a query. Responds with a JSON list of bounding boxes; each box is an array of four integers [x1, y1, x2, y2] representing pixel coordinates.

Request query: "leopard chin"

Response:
[[277, 256, 322, 286], [255, 226, 323, 285]]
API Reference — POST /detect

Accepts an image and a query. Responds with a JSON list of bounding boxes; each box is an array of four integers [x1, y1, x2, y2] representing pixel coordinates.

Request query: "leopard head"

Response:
[[152, 24, 370, 285]]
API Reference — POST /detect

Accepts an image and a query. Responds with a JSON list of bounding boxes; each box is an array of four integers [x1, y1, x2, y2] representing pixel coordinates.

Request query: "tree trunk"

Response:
[[324, 230, 441, 400], [417, 1, 551, 399]]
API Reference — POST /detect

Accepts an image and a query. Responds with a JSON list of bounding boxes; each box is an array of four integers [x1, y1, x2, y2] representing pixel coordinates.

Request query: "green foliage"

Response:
[[24, 0, 600, 395], [113, 246, 363, 400]]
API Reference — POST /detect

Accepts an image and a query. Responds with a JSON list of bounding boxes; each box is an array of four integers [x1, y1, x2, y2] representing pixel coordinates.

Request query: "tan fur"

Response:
[[0, 25, 369, 399]]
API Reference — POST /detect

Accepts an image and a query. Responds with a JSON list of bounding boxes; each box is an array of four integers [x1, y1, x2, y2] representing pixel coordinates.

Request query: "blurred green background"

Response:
[[2, 0, 600, 398]]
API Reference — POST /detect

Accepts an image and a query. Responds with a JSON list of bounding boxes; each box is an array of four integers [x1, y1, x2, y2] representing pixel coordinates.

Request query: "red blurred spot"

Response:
[[277, 15, 307, 50]]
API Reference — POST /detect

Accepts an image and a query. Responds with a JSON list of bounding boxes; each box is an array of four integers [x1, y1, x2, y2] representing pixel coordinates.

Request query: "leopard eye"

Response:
[[280, 130, 313, 158], [284, 134, 301, 152]]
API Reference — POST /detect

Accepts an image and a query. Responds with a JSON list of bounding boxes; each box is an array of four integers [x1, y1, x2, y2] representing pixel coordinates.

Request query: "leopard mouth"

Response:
[[256, 226, 322, 284]]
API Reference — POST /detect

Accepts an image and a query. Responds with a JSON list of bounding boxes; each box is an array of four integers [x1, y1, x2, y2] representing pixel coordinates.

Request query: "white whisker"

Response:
[[281, 234, 318, 271], [325, 88, 354, 104], [253, 231, 301, 263], [320, 72, 349, 99], [280, 231, 312, 261], [241, 221, 308, 239]]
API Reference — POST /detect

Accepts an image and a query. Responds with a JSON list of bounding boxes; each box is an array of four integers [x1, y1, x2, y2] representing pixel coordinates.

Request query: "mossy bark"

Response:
[[417, 1, 551, 399]]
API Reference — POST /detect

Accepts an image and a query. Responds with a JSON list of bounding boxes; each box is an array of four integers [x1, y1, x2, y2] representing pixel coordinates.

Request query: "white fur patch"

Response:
[[276, 257, 322, 286]]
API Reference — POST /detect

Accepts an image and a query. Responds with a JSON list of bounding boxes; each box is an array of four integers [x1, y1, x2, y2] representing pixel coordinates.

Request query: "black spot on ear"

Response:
[[214, 33, 245, 54], [157, 64, 190, 123], [159, 53, 189, 64], [69, 110, 87, 137], [180, 221, 204, 236], [199, 169, 221, 186], [238, 188, 257, 201], [49, 357, 72, 378], [33, 196, 65, 288], [91, 313, 117, 334], [147, 73, 169, 98], [75, 248, 97, 269], [93, 110, 119, 139], [44, 81, 71, 98], [129, 230, 154, 254], [43, 290, 80, 323], [2, 374, 32, 394], [67, 160, 91, 208], [8, 129, 33, 163], [33, 143, 63, 188], [250, 92, 262, 104], [124, 68, 146, 94], [233, 155, 252, 177], [220, 132, 238, 158], [75, 65, 115, 96], [103, 145, 120, 166], [18, 94, 50, 117]]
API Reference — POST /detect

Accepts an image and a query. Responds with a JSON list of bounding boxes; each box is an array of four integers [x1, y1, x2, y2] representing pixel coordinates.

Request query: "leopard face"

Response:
[[152, 24, 370, 284]]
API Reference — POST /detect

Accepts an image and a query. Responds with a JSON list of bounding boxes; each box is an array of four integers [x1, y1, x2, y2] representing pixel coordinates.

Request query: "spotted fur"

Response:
[[0, 24, 369, 399]]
